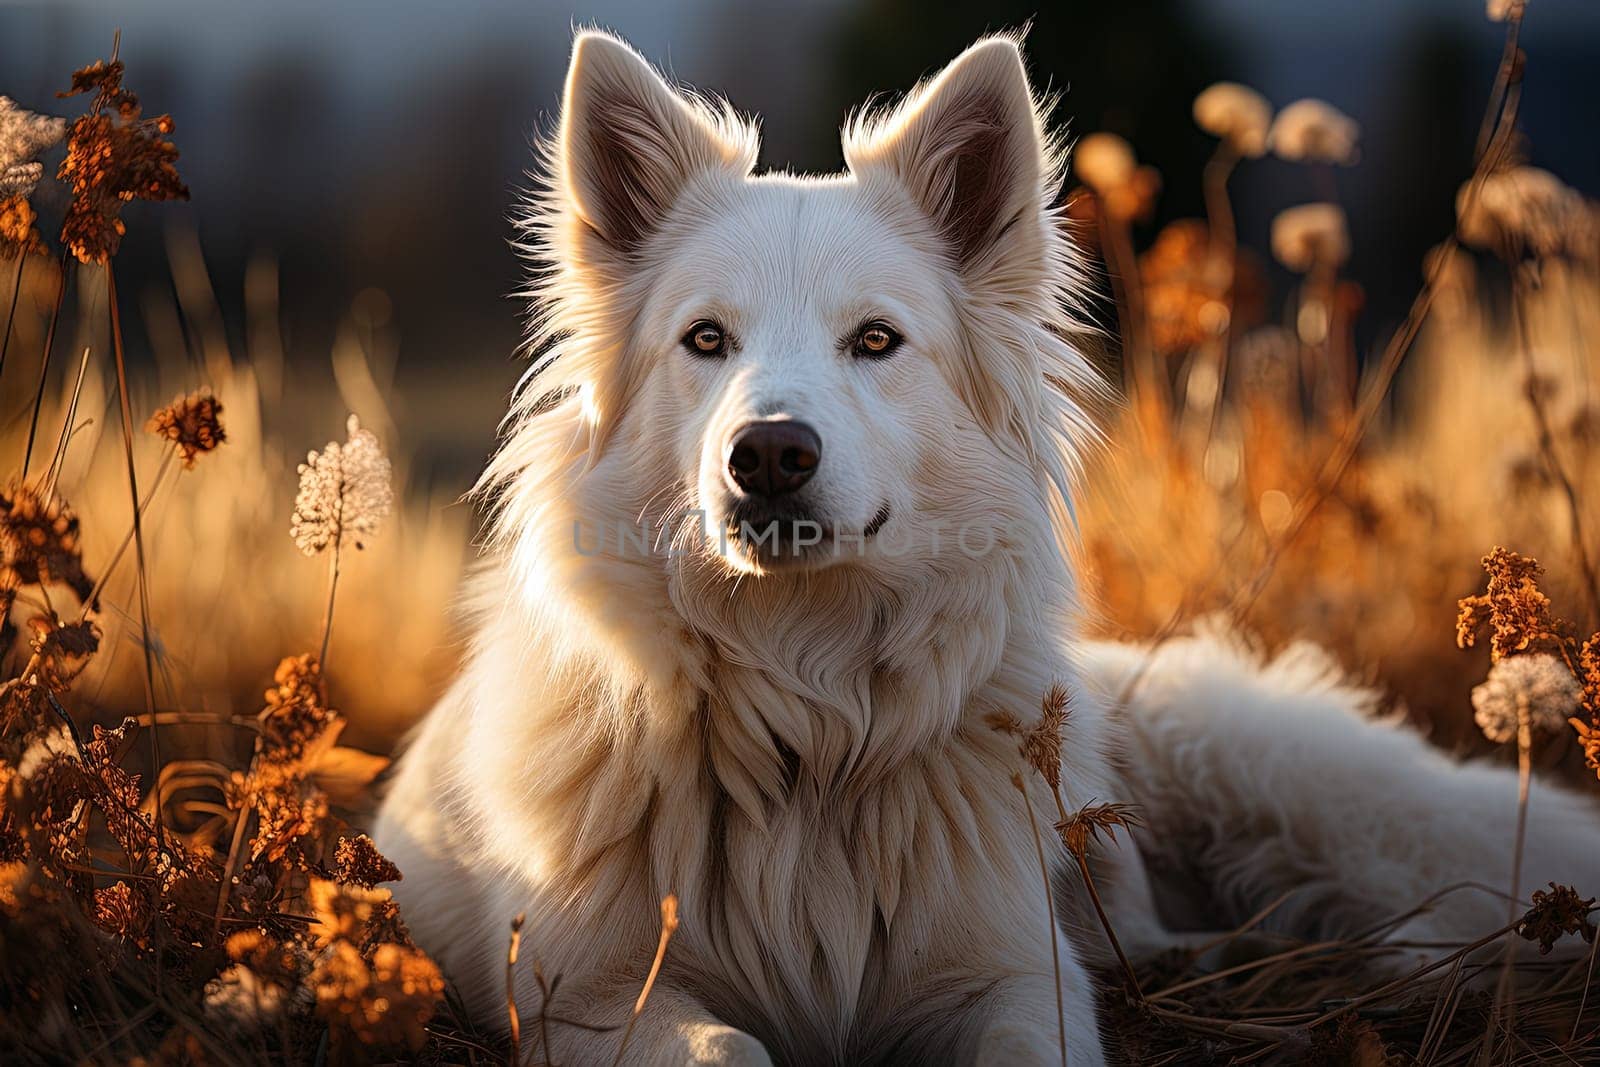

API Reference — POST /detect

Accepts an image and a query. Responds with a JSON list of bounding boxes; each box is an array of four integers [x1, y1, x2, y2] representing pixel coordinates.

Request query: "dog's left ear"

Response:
[[844, 37, 1050, 291]]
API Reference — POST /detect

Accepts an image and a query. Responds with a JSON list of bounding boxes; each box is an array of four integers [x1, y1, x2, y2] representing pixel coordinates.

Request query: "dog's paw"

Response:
[[684, 1023, 774, 1067], [976, 1022, 1095, 1067]]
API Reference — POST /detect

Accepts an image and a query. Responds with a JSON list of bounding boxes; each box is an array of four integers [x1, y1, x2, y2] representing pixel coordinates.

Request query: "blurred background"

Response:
[[2, 0, 1598, 751], [3, 0, 1597, 482]]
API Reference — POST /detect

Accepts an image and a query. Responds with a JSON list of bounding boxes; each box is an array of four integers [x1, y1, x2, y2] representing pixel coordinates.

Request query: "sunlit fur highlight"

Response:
[[376, 28, 1600, 1067]]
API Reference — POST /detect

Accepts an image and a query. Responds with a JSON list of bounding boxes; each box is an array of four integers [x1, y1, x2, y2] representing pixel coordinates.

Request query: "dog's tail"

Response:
[[1075, 627, 1600, 966]]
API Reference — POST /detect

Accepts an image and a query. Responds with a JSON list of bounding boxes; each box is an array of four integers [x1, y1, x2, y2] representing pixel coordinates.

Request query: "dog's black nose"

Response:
[[727, 420, 821, 497]]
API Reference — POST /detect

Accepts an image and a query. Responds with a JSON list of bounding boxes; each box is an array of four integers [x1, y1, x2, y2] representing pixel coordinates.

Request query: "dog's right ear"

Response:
[[555, 32, 758, 262]]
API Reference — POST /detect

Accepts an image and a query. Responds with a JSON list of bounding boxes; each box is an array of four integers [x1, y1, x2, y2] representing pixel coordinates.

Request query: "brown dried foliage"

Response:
[[145, 392, 225, 468], [1456, 546, 1567, 661], [56, 57, 188, 264], [0, 480, 95, 605], [0, 194, 46, 257], [1516, 882, 1597, 955]]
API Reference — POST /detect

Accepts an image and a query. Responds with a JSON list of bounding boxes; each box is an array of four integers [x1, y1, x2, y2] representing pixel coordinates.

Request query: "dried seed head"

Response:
[[1471, 653, 1582, 743], [1056, 802, 1141, 859], [252, 653, 335, 767], [0, 482, 94, 605], [56, 58, 188, 264], [1075, 132, 1137, 194], [1193, 82, 1273, 158], [335, 834, 402, 889], [146, 391, 226, 468], [1457, 166, 1591, 259], [0, 194, 46, 257], [1456, 547, 1563, 661], [1268, 99, 1360, 165], [1516, 883, 1596, 954], [291, 415, 394, 556], [26, 616, 100, 688]]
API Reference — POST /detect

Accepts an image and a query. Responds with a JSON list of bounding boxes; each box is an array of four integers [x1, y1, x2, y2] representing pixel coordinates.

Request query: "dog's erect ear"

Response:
[[556, 31, 758, 259], [844, 37, 1050, 286]]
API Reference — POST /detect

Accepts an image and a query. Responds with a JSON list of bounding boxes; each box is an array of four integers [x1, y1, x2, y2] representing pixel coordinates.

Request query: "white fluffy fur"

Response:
[[375, 31, 1600, 1065]]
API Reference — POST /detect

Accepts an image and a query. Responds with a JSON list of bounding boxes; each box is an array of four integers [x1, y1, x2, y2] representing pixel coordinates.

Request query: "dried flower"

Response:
[[1075, 132, 1136, 194], [308, 876, 394, 949], [0, 481, 95, 605], [1471, 653, 1582, 743], [26, 616, 100, 688], [1056, 802, 1141, 859], [259, 654, 334, 764], [145, 392, 225, 468], [336, 834, 402, 888], [1456, 547, 1563, 661], [1456, 166, 1589, 259], [0, 195, 46, 257], [56, 56, 188, 264], [1516, 883, 1595, 954], [988, 685, 1071, 791], [1074, 133, 1161, 223], [1487, 0, 1527, 21], [93, 880, 151, 949], [1193, 82, 1273, 158], [1567, 635, 1600, 779], [291, 415, 394, 556], [1271, 203, 1350, 272], [311, 940, 444, 1051], [1268, 99, 1360, 165], [205, 963, 287, 1027], [15, 725, 77, 781], [0, 96, 67, 200]]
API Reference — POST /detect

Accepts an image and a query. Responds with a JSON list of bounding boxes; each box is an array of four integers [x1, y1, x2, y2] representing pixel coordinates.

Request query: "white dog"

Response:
[[374, 31, 1600, 1065]]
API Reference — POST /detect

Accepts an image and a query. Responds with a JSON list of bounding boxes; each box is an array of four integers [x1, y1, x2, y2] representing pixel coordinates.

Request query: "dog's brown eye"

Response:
[[854, 322, 900, 359], [684, 321, 727, 357]]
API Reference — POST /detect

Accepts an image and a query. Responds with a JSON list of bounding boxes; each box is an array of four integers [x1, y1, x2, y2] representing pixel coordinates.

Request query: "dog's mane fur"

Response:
[[376, 30, 1600, 1066], [400, 33, 1125, 1054]]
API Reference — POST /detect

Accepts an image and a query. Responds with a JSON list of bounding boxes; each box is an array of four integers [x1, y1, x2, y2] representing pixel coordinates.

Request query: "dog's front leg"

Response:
[[542, 986, 771, 1067], [969, 938, 1108, 1067]]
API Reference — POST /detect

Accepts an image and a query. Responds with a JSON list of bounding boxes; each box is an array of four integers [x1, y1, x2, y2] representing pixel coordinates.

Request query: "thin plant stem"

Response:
[[611, 895, 681, 1067], [1198, 145, 1239, 452], [507, 913, 526, 1067], [1101, 211, 1167, 437], [1485, 701, 1534, 1060], [0, 251, 25, 388], [319, 536, 342, 671], [107, 261, 164, 991], [43, 346, 93, 500], [1048, 790, 1143, 998], [21, 253, 70, 477], [1014, 775, 1067, 1067], [78, 448, 178, 618], [1573, 925, 1600, 1043]]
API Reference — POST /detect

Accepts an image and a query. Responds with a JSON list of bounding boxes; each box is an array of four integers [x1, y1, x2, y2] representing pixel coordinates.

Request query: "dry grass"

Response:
[[4, 9, 1600, 1064]]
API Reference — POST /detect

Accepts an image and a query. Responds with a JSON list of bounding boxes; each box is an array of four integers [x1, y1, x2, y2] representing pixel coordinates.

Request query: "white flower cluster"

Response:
[[1270, 202, 1350, 272], [1268, 99, 1360, 166], [1487, 0, 1526, 22], [1074, 132, 1136, 195], [1457, 166, 1594, 259], [0, 95, 68, 200], [1471, 653, 1582, 744], [1193, 82, 1273, 158], [291, 414, 394, 556]]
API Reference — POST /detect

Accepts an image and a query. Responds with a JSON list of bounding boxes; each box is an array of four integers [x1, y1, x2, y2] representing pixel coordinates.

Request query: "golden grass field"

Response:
[[4, 7, 1600, 1064]]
